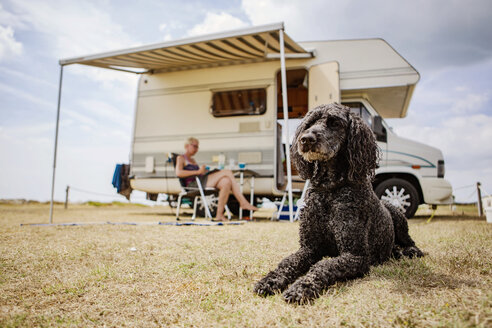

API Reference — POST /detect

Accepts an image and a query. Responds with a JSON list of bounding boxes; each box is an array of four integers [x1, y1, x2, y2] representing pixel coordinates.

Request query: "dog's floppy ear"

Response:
[[290, 108, 324, 180], [346, 112, 380, 182]]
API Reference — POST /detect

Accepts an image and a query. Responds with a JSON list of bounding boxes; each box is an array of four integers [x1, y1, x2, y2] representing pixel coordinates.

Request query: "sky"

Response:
[[0, 0, 491, 204]]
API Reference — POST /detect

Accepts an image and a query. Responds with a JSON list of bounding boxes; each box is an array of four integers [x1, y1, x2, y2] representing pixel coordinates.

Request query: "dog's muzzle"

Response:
[[298, 132, 336, 162], [299, 132, 316, 152]]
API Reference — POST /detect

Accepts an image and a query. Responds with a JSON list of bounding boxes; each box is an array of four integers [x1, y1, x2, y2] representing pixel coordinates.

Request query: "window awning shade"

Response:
[[60, 23, 312, 73]]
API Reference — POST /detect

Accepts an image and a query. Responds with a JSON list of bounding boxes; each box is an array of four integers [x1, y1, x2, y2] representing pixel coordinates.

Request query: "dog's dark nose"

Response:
[[300, 133, 316, 145]]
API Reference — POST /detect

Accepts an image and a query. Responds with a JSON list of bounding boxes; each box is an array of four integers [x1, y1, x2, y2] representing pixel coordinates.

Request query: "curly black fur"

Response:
[[254, 103, 423, 304]]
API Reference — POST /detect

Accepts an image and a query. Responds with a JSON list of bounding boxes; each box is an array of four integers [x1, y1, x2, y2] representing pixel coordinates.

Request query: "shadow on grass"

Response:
[[411, 215, 483, 222], [308, 256, 480, 302], [127, 210, 178, 217], [368, 257, 479, 295], [260, 257, 479, 305]]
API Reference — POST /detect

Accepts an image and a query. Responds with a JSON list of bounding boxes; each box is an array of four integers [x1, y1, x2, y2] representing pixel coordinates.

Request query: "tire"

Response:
[[375, 178, 420, 218]]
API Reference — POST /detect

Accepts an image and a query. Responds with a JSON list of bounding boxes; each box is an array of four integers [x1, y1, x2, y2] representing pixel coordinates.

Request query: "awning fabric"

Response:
[[60, 22, 310, 73]]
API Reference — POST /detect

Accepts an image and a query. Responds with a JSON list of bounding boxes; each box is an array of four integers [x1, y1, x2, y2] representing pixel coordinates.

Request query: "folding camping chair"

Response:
[[171, 153, 231, 221], [276, 179, 310, 221]]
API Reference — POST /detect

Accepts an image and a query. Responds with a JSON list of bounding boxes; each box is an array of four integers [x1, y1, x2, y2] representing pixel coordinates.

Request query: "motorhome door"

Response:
[[308, 61, 340, 107]]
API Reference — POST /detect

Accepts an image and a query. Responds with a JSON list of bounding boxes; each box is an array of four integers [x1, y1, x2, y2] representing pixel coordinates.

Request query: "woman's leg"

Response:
[[215, 177, 231, 221], [206, 170, 258, 210]]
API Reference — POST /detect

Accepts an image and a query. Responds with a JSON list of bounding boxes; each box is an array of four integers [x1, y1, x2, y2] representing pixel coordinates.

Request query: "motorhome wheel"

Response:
[[375, 178, 419, 218]]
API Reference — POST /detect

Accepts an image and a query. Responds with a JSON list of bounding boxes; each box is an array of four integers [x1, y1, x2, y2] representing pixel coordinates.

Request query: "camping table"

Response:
[[233, 169, 260, 220]]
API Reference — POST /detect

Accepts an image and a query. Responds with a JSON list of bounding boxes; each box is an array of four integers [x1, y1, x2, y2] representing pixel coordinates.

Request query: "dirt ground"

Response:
[[0, 202, 491, 327]]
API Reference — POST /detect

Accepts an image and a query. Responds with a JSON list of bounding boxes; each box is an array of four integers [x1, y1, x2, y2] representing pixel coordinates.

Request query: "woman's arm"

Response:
[[175, 155, 206, 178]]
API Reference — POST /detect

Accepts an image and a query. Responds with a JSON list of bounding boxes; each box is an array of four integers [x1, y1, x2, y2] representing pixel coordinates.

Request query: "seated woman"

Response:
[[175, 137, 258, 221]]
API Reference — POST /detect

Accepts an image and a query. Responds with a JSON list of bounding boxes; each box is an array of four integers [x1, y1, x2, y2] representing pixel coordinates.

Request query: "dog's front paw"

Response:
[[254, 273, 284, 297], [282, 278, 321, 304], [402, 246, 424, 258]]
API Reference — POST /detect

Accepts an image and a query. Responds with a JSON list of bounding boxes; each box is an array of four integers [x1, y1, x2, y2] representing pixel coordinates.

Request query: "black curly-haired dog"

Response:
[[254, 103, 423, 304]]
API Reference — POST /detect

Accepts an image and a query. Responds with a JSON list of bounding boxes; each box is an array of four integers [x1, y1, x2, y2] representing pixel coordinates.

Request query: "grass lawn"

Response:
[[0, 202, 491, 327]]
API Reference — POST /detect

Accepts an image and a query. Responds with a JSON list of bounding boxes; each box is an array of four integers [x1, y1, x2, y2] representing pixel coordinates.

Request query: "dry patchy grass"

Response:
[[0, 203, 491, 327]]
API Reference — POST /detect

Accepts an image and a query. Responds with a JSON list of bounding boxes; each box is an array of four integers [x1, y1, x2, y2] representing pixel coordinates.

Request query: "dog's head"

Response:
[[291, 103, 380, 183]]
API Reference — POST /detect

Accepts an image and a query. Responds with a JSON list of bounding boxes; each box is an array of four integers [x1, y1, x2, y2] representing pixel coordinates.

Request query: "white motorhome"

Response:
[[61, 23, 453, 218]]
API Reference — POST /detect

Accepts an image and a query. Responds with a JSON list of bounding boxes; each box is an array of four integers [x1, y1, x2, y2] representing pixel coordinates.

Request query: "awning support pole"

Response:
[[49, 64, 64, 224], [279, 29, 294, 222]]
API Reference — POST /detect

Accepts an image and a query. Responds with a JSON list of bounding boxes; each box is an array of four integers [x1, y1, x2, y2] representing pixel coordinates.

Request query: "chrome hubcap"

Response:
[[381, 186, 411, 211]]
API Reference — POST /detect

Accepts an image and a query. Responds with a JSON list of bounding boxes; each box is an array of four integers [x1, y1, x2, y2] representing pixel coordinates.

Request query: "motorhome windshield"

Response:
[[342, 102, 372, 127]]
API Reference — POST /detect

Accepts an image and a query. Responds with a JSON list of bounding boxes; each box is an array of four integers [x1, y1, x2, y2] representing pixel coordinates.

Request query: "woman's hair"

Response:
[[185, 137, 199, 146]]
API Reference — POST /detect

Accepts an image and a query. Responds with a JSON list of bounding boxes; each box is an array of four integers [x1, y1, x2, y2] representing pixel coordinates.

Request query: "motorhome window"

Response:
[[211, 88, 266, 117], [342, 102, 372, 126]]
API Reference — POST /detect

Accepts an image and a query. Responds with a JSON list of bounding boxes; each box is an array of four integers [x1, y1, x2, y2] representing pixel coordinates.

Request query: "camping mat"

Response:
[[159, 221, 245, 226], [21, 221, 245, 227]]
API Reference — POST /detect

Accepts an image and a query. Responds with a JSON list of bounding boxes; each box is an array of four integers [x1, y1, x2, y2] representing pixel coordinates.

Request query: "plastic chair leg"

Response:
[[195, 177, 213, 220], [176, 194, 183, 220], [192, 196, 199, 221], [294, 180, 310, 221], [225, 205, 232, 220], [276, 192, 287, 220]]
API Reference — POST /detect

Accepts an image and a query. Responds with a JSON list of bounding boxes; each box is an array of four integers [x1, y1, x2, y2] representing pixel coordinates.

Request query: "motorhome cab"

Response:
[[342, 99, 452, 217], [61, 23, 453, 218]]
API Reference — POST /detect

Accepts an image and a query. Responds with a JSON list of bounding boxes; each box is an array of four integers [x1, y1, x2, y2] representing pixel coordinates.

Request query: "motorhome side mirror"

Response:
[[372, 115, 387, 142]]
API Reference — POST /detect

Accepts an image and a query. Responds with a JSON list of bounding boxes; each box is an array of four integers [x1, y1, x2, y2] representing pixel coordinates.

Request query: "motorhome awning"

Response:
[[59, 22, 312, 73]]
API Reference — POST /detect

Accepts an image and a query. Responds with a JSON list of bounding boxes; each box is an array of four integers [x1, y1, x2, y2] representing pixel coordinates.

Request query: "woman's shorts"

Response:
[[186, 174, 209, 188], [185, 169, 220, 188]]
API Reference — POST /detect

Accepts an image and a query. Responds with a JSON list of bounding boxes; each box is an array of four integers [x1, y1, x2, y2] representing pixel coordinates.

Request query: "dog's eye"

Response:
[[327, 119, 342, 129]]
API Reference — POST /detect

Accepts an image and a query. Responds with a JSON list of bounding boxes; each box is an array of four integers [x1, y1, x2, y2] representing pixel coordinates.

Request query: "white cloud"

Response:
[[0, 4, 26, 29], [62, 108, 98, 128], [241, 0, 317, 27], [0, 66, 57, 88], [0, 80, 53, 109], [68, 65, 138, 96], [186, 12, 249, 37], [79, 99, 133, 128], [395, 114, 492, 161], [0, 121, 53, 141], [3, 0, 140, 93], [409, 82, 490, 116], [163, 33, 173, 42], [158, 23, 173, 41], [7, 1, 134, 58], [449, 92, 490, 114], [0, 25, 22, 61]]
